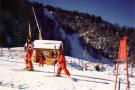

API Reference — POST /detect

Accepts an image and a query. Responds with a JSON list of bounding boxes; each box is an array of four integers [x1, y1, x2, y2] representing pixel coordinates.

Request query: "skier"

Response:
[[54, 48, 70, 77], [24, 37, 34, 71], [94, 64, 100, 71], [38, 54, 46, 67], [24, 37, 32, 52]]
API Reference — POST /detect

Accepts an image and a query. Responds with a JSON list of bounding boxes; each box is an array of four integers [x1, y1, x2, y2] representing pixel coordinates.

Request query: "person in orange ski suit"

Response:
[[55, 49, 70, 76], [24, 38, 34, 71]]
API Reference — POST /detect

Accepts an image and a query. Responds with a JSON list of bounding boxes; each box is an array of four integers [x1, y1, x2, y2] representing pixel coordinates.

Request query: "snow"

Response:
[[44, 8, 55, 20], [59, 27, 85, 59], [59, 28, 66, 39], [67, 33, 85, 59], [33, 40, 63, 49], [0, 47, 135, 90], [59, 24, 95, 61]]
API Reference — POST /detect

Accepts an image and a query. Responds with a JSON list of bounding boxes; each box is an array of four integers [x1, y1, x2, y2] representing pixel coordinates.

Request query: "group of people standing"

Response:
[[24, 37, 70, 77]]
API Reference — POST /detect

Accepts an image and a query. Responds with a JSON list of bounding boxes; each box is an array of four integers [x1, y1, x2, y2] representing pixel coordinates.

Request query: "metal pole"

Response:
[[83, 47, 86, 71], [32, 6, 40, 33], [70, 57, 72, 71], [54, 58, 55, 73], [79, 59, 80, 66], [98, 43, 101, 63], [118, 78, 121, 90], [54, 45, 56, 73], [31, 6, 42, 40]]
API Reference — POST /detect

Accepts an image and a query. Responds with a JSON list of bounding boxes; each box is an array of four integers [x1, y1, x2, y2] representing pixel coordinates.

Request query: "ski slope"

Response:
[[44, 7, 86, 60], [0, 47, 135, 90]]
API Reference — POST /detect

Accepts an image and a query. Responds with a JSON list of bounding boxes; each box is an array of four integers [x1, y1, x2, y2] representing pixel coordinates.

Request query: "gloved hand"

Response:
[[53, 60, 57, 65]]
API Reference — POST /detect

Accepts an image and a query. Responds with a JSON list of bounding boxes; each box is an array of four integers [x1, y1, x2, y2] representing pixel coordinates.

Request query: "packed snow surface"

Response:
[[0, 47, 135, 90]]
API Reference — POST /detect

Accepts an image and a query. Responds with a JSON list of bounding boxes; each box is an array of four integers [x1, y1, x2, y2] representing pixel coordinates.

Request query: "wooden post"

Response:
[[126, 58, 129, 90], [125, 36, 129, 90], [28, 22, 32, 39], [114, 60, 120, 90]]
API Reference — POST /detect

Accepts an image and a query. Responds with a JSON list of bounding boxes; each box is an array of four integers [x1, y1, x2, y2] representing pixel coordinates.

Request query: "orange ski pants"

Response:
[[57, 63, 70, 76], [25, 52, 33, 69]]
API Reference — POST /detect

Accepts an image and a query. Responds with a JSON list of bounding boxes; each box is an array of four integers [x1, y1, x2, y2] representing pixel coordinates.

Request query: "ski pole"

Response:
[[54, 58, 55, 73]]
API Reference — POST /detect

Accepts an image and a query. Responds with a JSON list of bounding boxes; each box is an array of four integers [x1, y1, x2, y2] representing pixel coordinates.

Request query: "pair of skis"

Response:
[[52, 75, 78, 82]]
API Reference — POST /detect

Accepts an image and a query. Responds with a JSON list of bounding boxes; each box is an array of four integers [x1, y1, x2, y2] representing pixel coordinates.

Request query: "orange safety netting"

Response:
[[118, 35, 128, 61]]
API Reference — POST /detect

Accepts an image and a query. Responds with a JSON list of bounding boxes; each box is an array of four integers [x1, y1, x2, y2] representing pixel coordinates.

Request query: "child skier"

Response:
[[39, 54, 46, 67]]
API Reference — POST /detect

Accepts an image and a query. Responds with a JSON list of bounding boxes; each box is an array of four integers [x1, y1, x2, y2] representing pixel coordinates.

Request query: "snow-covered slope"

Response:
[[0, 47, 135, 90], [43, 7, 86, 59], [43, 8, 100, 63], [59, 28, 85, 59]]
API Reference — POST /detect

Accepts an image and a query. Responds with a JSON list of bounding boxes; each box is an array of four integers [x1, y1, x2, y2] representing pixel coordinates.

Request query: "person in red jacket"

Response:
[[24, 38, 34, 71], [38, 54, 46, 67], [55, 49, 70, 77]]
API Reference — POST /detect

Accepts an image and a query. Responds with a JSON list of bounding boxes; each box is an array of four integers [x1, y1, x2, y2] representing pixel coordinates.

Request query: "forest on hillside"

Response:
[[45, 5, 135, 61], [0, 0, 135, 63]]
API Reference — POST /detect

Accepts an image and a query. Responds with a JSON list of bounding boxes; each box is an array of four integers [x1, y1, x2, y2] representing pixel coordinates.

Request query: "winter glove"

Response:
[[53, 60, 57, 65]]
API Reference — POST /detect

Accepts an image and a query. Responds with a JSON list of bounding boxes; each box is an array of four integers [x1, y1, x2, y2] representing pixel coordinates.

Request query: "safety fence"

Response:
[[0, 47, 25, 59]]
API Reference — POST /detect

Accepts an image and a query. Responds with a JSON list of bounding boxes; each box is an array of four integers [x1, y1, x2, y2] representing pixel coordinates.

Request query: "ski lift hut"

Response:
[[32, 40, 63, 65]]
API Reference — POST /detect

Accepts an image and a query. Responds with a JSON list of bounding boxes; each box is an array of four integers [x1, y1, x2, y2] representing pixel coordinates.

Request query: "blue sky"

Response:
[[33, 0, 135, 27]]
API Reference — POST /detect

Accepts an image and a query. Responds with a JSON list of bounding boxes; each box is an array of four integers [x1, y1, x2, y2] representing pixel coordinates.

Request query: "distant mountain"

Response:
[[0, 0, 135, 62]]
